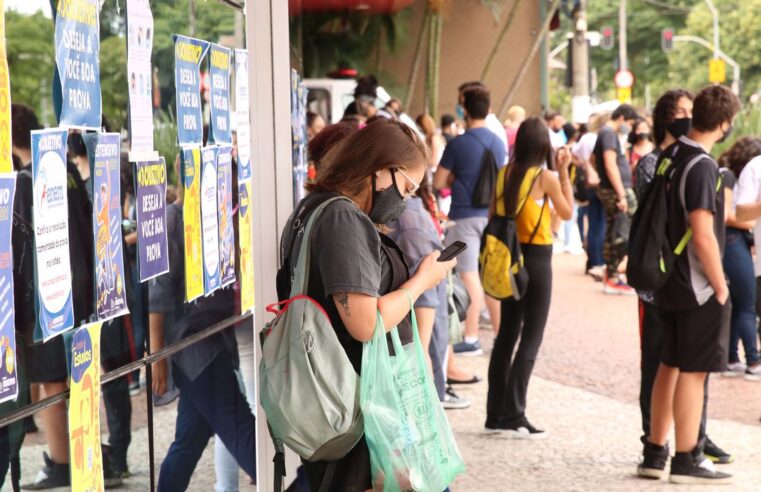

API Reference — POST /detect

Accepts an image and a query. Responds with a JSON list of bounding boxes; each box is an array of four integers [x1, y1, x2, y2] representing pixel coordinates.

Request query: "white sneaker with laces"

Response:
[[722, 361, 746, 378]]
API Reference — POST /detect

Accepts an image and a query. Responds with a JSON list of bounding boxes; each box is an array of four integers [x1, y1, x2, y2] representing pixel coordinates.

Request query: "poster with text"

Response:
[[201, 146, 220, 295], [234, 49, 254, 313], [181, 147, 203, 301], [0, 174, 17, 403], [55, 0, 101, 129], [0, 4, 12, 174], [135, 159, 169, 282], [209, 44, 232, 145], [31, 129, 74, 341], [174, 35, 209, 146], [84, 133, 129, 321], [69, 321, 104, 492], [126, 0, 154, 157], [217, 146, 235, 287]]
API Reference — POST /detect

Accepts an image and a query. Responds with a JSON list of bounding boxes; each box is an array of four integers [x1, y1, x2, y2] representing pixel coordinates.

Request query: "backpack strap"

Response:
[[513, 168, 543, 219], [526, 196, 548, 245], [673, 153, 723, 256]]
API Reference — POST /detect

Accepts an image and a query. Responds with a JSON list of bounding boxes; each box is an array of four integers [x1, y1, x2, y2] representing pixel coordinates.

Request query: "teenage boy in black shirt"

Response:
[[637, 85, 740, 484]]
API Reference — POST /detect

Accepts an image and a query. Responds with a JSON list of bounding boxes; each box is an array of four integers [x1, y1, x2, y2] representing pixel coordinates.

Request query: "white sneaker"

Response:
[[745, 362, 761, 380], [722, 362, 746, 378], [442, 387, 470, 410]]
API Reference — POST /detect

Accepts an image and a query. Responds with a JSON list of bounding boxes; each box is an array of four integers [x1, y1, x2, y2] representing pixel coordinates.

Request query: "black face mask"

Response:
[[628, 132, 651, 145], [369, 172, 406, 224], [718, 124, 734, 144], [666, 118, 691, 139]]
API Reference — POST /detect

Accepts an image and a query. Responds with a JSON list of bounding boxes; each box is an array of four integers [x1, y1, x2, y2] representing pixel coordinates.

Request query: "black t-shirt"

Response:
[[655, 137, 725, 311], [594, 126, 632, 189]]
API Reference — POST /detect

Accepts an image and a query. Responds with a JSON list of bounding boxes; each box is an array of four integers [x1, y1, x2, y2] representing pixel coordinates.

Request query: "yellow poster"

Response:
[[68, 322, 104, 492], [0, 3, 13, 174], [182, 146, 204, 302], [238, 177, 255, 313]]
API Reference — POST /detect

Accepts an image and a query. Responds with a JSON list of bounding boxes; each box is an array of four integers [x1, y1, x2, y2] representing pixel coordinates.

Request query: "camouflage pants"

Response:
[[597, 187, 637, 278]]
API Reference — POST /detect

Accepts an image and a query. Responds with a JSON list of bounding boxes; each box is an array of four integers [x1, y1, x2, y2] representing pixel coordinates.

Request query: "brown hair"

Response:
[[692, 85, 741, 133], [415, 114, 436, 144], [307, 120, 360, 172], [308, 118, 430, 198], [718, 136, 761, 178]]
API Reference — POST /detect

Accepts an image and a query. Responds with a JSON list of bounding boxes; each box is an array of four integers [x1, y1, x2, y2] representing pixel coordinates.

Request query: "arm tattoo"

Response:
[[336, 292, 351, 317]]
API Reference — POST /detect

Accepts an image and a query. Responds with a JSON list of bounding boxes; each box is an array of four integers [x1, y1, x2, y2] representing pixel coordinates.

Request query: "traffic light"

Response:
[[662, 28, 674, 53], [601, 25, 614, 51]]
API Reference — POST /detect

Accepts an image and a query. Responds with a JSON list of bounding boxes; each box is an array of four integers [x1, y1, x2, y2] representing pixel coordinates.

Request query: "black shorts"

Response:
[[25, 336, 68, 383], [658, 295, 730, 373]]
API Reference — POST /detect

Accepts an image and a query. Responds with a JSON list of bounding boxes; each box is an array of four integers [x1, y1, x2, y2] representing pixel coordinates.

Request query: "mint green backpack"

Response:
[[259, 197, 363, 464]]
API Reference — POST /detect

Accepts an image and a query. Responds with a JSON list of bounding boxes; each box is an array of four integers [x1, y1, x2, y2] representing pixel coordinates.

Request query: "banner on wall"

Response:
[[209, 44, 232, 145], [201, 146, 220, 295], [0, 4, 12, 174], [84, 133, 129, 321], [174, 35, 209, 146], [55, 0, 102, 129], [69, 321, 104, 492], [31, 129, 74, 341], [126, 0, 155, 158], [217, 146, 235, 287], [0, 174, 17, 404], [234, 49, 254, 313], [135, 159, 169, 282], [181, 147, 204, 301]]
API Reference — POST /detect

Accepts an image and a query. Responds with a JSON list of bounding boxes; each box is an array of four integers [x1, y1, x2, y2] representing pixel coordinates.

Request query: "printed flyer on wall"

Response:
[[126, 0, 155, 157], [234, 49, 254, 313], [31, 129, 74, 341], [0, 174, 17, 404], [0, 3, 12, 174], [181, 147, 203, 301], [209, 43, 232, 145], [174, 35, 209, 146], [84, 133, 129, 321], [135, 159, 169, 282], [217, 145, 235, 287], [55, 0, 102, 129], [201, 146, 220, 296], [68, 321, 104, 492]]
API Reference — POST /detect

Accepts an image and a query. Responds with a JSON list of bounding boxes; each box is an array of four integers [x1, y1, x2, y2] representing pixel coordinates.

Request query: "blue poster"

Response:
[[174, 35, 210, 146], [209, 44, 232, 145], [0, 174, 17, 404], [217, 146, 235, 287], [55, 0, 101, 129], [83, 133, 129, 321], [31, 129, 74, 340], [201, 146, 220, 295], [135, 159, 169, 282]]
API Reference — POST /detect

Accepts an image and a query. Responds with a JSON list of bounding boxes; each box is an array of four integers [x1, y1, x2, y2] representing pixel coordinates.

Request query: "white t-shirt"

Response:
[[486, 113, 509, 162], [734, 155, 761, 275], [573, 132, 597, 164]]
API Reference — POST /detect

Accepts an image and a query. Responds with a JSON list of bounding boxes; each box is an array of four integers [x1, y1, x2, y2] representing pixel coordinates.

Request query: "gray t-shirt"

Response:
[[594, 126, 632, 189]]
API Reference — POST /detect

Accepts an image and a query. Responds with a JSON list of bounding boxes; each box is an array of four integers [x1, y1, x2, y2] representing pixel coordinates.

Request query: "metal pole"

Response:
[[704, 0, 720, 59], [618, 0, 627, 71], [673, 35, 740, 95], [540, 0, 549, 110], [189, 0, 196, 37], [571, 0, 590, 124]]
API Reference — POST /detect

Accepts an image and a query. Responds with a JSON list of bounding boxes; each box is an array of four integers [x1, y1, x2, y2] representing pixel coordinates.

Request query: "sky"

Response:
[[5, 0, 52, 16]]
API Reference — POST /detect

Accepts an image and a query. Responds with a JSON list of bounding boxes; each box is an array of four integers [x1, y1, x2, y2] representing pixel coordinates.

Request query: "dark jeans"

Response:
[[639, 300, 708, 441], [486, 244, 552, 427], [577, 204, 588, 247], [127, 258, 147, 383], [102, 376, 131, 470], [586, 194, 606, 268], [158, 356, 256, 492], [723, 229, 759, 364]]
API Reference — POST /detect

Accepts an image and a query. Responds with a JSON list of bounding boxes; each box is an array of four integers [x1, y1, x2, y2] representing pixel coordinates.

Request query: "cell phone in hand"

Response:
[[438, 241, 467, 262]]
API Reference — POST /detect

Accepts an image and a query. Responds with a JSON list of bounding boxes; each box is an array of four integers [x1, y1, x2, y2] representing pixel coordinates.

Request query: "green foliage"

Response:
[[154, 109, 179, 185], [100, 36, 128, 131]]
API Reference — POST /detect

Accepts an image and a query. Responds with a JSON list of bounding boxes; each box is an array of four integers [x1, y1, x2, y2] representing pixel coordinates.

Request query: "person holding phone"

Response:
[[485, 118, 574, 438]]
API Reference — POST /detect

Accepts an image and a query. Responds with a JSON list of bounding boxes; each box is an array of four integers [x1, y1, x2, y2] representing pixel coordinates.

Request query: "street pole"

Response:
[[189, 0, 196, 37], [571, 0, 590, 123], [673, 35, 740, 95], [618, 0, 627, 71], [704, 0, 720, 59]]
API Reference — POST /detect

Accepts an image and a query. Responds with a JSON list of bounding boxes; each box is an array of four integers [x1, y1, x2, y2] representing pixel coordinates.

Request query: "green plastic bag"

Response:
[[361, 306, 465, 491]]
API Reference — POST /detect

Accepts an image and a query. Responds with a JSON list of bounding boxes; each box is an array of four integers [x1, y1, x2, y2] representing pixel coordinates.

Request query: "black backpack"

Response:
[[627, 150, 712, 291], [471, 135, 499, 208]]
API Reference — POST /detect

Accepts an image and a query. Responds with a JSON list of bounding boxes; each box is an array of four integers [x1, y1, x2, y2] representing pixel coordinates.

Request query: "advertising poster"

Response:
[[209, 43, 232, 145], [201, 146, 220, 295], [0, 174, 17, 403], [68, 321, 104, 492], [135, 159, 169, 282], [31, 129, 74, 341], [55, 0, 101, 129], [217, 146, 235, 287], [0, 4, 12, 173], [126, 0, 154, 157], [84, 133, 129, 321], [181, 147, 203, 301], [174, 35, 209, 146], [290, 69, 308, 206], [234, 49, 254, 313]]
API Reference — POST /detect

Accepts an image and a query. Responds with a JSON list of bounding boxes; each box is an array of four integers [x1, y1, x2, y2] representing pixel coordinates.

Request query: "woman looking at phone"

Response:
[[485, 117, 574, 438]]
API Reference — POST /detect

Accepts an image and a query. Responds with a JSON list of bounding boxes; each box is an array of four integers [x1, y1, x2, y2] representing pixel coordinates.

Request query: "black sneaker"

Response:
[[21, 452, 70, 490], [102, 444, 125, 489], [670, 447, 732, 485], [704, 436, 733, 464], [636, 440, 669, 480], [486, 420, 547, 439]]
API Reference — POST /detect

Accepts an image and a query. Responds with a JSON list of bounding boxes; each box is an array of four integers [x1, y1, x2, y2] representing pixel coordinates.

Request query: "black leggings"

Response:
[[486, 244, 553, 427]]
